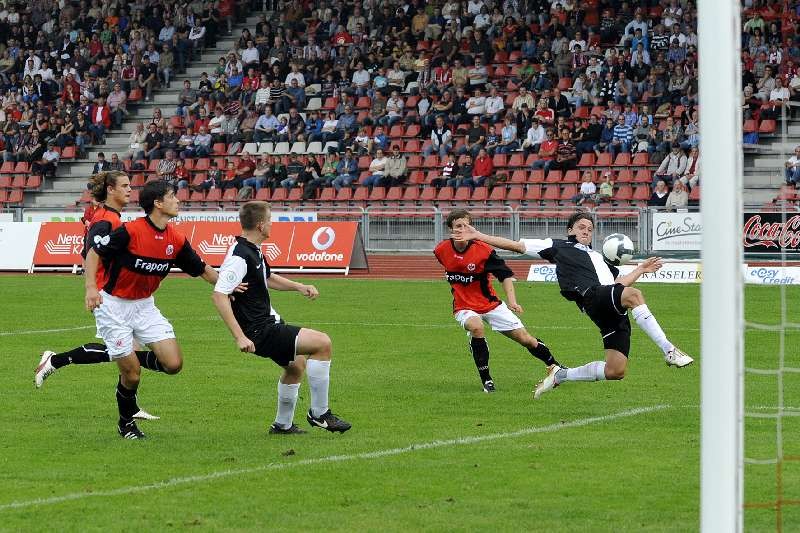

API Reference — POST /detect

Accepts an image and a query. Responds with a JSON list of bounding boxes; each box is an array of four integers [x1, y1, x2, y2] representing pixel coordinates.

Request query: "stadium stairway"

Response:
[[25, 12, 270, 208]]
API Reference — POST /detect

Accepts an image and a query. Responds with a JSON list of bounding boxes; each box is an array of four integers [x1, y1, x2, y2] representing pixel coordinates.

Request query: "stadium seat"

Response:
[[577, 153, 595, 167], [241, 143, 259, 154], [189, 190, 206, 203], [543, 184, 560, 201], [595, 153, 613, 166], [254, 188, 270, 201], [545, 170, 562, 183], [1, 161, 14, 174], [454, 187, 471, 202], [507, 153, 525, 168], [743, 119, 758, 133], [615, 169, 632, 183], [334, 187, 352, 202], [11, 175, 25, 188], [506, 185, 525, 202], [492, 154, 508, 168], [222, 188, 238, 201], [273, 142, 290, 155], [404, 125, 421, 138], [632, 186, 650, 201], [560, 185, 578, 201], [402, 187, 420, 202], [523, 184, 542, 202], [385, 186, 403, 202], [471, 187, 488, 202], [529, 169, 546, 183], [25, 175, 42, 189], [176, 188, 190, 201], [0, 190, 7, 203], [612, 153, 631, 166], [759, 120, 776, 134], [289, 142, 306, 154], [0, 175, 10, 188], [631, 152, 649, 167], [615, 185, 633, 201], [6, 189, 23, 204], [369, 187, 387, 202], [13, 162, 28, 174], [206, 188, 222, 202], [487, 186, 506, 203], [287, 188, 303, 202], [563, 170, 580, 183], [352, 186, 370, 203], [634, 169, 652, 184], [61, 146, 76, 159], [317, 187, 335, 202], [419, 187, 437, 202], [212, 143, 227, 155]]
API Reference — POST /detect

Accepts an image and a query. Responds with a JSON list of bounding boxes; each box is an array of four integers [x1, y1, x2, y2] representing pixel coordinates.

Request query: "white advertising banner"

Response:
[[0, 213, 13, 222], [527, 262, 703, 283], [0, 222, 41, 270], [744, 266, 800, 285], [23, 210, 318, 223], [651, 212, 702, 251]]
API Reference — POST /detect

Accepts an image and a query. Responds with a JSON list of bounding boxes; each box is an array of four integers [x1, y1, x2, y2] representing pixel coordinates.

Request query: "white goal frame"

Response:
[[698, 0, 744, 531]]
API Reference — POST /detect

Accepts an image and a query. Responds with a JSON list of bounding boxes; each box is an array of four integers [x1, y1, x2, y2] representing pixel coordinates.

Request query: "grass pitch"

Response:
[[0, 274, 796, 531]]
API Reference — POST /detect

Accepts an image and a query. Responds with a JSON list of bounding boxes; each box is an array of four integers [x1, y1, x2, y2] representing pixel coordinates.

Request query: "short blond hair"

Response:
[[239, 201, 270, 230]]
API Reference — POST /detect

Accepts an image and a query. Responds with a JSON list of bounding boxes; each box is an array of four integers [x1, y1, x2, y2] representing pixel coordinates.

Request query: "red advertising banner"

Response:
[[32, 221, 361, 269], [32, 222, 85, 266], [182, 221, 360, 268]]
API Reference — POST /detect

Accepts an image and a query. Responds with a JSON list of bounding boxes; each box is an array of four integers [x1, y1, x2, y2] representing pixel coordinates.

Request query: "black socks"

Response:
[[528, 338, 558, 367], [470, 337, 492, 383], [51, 343, 110, 368]]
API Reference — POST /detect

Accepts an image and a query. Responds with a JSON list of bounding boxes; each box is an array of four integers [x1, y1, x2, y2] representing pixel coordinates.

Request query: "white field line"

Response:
[[0, 404, 667, 512], [0, 325, 95, 337]]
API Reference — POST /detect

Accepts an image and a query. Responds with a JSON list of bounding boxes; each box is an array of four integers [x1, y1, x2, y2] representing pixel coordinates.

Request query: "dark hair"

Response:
[[239, 201, 270, 230], [446, 208, 472, 229], [567, 211, 594, 230], [140, 179, 174, 214], [89, 171, 128, 202]]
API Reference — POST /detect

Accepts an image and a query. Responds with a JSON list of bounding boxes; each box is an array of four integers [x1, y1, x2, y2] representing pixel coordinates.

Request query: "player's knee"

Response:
[[468, 324, 485, 338], [120, 367, 141, 386], [623, 287, 644, 307], [606, 366, 626, 380], [313, 332, 332, 359], [161, 358, 183, 374]]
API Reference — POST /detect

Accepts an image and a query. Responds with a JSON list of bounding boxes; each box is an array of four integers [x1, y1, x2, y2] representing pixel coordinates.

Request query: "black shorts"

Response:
[[252, 322, 302, 367], [581, 283, 631, 356]]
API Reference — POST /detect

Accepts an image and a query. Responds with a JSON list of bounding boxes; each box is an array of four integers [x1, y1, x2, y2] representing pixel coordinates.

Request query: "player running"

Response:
[[34, 171, 157, 420], [452, 211, 693, 399], [84, 180, 222, 439], [434, 209, 563, 393], [212, 201, 351, 434]]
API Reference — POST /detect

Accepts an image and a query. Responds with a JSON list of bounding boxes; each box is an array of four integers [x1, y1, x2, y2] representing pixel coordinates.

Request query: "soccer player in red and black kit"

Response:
[[83, 180, 222, 439], [434, 209, 562, 393]]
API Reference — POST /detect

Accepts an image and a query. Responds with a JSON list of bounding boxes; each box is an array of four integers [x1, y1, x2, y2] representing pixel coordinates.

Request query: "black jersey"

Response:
[[214, 236, 281, 336], [522, 235, 620, 302]]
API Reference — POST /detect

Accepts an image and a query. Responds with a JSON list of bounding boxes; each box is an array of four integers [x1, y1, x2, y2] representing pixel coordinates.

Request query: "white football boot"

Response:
[[533, 365, 562, 399], [665, 347, 694, 368]]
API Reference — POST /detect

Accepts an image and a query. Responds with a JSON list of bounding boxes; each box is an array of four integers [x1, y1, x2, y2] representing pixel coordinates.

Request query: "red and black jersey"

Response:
[[92, 216, 206, 299], [83, 205, 123, 289], [433, 239, 514, 314]]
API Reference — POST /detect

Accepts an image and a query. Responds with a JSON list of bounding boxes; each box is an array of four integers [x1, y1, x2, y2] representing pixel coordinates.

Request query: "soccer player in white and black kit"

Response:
[[212, 201, 351, 434], [453, 212, 694, 399]]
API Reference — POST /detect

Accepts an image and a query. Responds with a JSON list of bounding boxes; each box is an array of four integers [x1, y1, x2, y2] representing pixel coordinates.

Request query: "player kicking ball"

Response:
[[451, 211, 693, 399], [212, 201, 350, 434], [434, 209, 563, 393]]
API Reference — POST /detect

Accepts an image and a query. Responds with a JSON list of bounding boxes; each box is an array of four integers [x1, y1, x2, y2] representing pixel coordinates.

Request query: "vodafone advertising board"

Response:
[[183, 221, 359, 268], [31, 221, 360, 269]]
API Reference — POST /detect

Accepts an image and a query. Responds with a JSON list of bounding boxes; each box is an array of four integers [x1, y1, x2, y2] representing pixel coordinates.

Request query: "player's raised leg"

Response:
[[270, 356, 307, 434], [299, 328, 351, 433], [500, 328, 562, 368], [621, 287, 693, 367]]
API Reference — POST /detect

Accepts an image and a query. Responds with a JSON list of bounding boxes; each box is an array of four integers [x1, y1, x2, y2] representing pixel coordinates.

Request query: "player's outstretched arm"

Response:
[[451, 224, 527, 254], [501, 277, 523, 313], [84, 249, 103, 311], [267, 273, 319, 299], [616, 256, 663, 286], [200, 264, 219, 284], [211, 291, 255, 353]]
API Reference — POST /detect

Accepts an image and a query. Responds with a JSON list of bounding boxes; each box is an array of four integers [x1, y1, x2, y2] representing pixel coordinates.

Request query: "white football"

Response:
[[602, 233, 635, 266]]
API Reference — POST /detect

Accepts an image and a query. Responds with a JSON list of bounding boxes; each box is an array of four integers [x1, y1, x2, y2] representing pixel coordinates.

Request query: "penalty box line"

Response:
[[0, 404, 668, 512]]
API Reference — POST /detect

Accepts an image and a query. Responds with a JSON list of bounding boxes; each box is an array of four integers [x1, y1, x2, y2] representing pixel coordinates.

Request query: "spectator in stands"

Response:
[[177, 80, 197, 117], [531, 128, 558, 172], [468, 147, 494, 188], [496, 116, 519, 154], [680, 112, 700, 150], [597, 171, 614, 203], [385, 145, 408, 187], [381, 91, 405, 127], [784, 146, 800, 187], [484, 85, 505, 124], [658, 116, 684, 154], [424, 115, 453, 158], [108, 153, 125, 172], [126, 123, 147, 161], [533, 98, 555, 125], [333, 148, 359, 191], [551, 128, 578, 173], [665, 180, 689, 210], [450, 154, 473, 189], [193, 126, 212, 158], [632, 116, 655, 154], [143, 123, 164, 162], [608, 114, 633, 158], [88, 96, 111, 145], [92, 152, 109, 174], [460, 115, 486, 157], [572, 171, 597, 205], [157, 150, 178, 186], [304, 151, 339, 196], [254, 107, 279, 143], [369, 126, 389, 155], [433, 152, 458, 188], [755, 65, 776, 101], [32, 140, 59, 179], [107, 83, 128, 129], [465, 86, 486, 120], [161, 124, 181, 156], [522, 117, 546, 156], [548, 88, 572, 119], [159, 44, 174, 89], [648, 179, 670, 207], [654, 143, 688, 187], [137, 55, 157, 102], [55, 115, 76, 150], [363, 148, 388, 189]]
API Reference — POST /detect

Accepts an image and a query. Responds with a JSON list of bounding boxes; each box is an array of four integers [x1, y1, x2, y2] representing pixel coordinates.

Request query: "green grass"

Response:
[[0, 275, 795, 531]]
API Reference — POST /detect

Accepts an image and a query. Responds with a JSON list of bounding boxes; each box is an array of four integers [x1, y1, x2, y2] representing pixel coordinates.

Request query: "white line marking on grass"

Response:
[[0, 325, 95, 336], [0, 404, 667, 511]]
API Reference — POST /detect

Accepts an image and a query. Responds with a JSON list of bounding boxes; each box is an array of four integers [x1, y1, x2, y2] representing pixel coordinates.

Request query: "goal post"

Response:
[[698, 0, 744, 531]]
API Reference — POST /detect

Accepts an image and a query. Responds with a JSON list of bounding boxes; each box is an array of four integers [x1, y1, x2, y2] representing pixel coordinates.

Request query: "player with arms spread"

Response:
[[35, 171, 158, 419], [212, 201, 351, 434], [452, 211, 693, 399], [84, 180, 223, 439], [434, 209, 563, 393]]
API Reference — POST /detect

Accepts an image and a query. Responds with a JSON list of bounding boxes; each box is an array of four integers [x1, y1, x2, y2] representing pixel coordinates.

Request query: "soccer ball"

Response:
[[602, 233, 635, 266]]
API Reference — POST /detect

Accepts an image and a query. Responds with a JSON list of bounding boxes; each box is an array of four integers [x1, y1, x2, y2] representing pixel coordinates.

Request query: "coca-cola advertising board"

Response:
[[743, 212, 800, 254]]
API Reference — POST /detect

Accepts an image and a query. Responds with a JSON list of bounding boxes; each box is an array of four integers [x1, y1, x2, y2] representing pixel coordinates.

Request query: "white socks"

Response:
[[557, 361, 606, 383], [631, 304, 674, 355], [274, 381, 299, 429], [306, 359, 331, 418]]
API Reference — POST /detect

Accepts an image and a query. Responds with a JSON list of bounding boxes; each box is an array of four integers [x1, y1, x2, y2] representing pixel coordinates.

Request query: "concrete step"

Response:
[[48, 178, 88, 192], [26, 191, 81, 207]]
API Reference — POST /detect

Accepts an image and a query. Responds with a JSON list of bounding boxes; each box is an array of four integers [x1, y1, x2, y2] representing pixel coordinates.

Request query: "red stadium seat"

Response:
[[577, 153, 595, 167], [487, 186, 506, 202], [471, 187, 488, 202], [453, 187, 471, 202], [6, 189, 23, 204], [25, 175, 42, 189]]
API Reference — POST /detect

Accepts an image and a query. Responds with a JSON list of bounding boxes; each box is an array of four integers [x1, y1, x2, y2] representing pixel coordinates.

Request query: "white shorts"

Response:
[[454, 302, 524, 333], [94, 291, 175, 358]]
